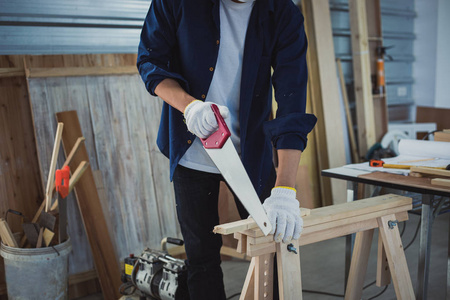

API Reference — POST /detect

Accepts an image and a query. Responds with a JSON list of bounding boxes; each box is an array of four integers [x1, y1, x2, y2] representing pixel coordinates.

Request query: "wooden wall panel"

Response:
[[28, 74, 181, 270]]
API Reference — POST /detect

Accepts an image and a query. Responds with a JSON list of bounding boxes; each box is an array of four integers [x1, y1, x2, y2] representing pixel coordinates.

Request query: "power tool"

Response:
[[120, 238, 189, 300]]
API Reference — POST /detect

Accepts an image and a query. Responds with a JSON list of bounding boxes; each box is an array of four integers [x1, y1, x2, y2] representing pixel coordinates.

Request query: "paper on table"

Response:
[[343, 139, 450, 175]]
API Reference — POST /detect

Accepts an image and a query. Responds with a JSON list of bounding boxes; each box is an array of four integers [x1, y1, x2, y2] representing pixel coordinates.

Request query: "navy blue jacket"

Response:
[[137, 0, 317, 195]]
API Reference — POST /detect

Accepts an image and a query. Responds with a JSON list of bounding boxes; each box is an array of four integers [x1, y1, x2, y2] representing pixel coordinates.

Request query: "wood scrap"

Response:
[[410, 166, 450, 178], [0, 218, 19, 247], [36, 227, 44, 248], [431, 178, 450, 188], [43, 228, 55, 246], [44, 122, 64, 212], [56, 110, 122, 300]]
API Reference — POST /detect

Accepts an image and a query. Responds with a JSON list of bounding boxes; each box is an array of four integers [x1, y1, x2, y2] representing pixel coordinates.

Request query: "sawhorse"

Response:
[[214, 194, 415, 300]]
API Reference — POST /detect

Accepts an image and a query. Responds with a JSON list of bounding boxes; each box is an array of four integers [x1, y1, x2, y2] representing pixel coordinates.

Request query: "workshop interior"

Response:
[[0, 0, 449, 299]]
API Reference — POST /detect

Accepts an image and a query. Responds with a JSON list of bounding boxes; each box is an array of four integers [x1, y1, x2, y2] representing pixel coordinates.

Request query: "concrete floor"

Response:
[[82, 210, 449, 300]]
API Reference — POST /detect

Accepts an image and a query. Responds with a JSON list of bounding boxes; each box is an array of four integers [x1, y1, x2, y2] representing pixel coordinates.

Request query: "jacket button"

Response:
[[216, 40, 220, 45], [209, 67, 214, 72], [201, 94, 206, 99], [187, 140, 192, 144]]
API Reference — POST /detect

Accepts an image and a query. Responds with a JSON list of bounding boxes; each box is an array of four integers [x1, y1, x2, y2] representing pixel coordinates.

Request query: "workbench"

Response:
[[322, 166, 450, 300]]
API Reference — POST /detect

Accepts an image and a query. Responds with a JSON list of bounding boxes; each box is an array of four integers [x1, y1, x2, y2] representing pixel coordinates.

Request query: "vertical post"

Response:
[[276, 240, 302, 300], [345, 181, 359, 290], [417, 194, 434, 300]]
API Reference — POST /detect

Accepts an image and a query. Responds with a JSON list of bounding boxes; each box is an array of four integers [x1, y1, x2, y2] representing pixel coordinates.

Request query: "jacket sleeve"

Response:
[[137, 0, 189, 96], [263, 1, 317, 151]]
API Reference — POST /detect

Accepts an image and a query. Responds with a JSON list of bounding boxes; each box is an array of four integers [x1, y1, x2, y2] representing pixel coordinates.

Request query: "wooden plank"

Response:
[[0, 219, 18, 247], [377, 214, 415, 299], [349, 0, 376, 158], [431, 178, 450, 187], [218, 194, 410, 236], [247, 206, 410, 245], [56, 111, 122, 300], [244, 211, 408, 253], [214, 208, 310, 235], [410, 166, 450, 178], [302, 0, 347, 206], [376, 233, 391, 287], [344, 229, 374, 300], [27, 66, 138, 78], [62, 137, 85, 168], [43, 228, 55, 246], [44, 122, 64, 212], [240, 258, 256, 300], [337, 59, 359, 163], [254, 253, 274, 299], [234, 232, 247, 254], [0, 68, 25, 78], [359, 172, 450, 194], [276, 240, 302, 300], [434, 132, 450, 142]]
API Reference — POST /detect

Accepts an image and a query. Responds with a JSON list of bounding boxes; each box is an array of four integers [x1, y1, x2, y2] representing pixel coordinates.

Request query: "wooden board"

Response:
[[349, 0, 376, 157], [358, 172, 450, 195], [410, 167, 450, 178], [431, 178, 450, 187], [56, 111, 121, 300], [302, 0, 347, 205], [434, 132, 450, 142], [0, 219, 18, 247]]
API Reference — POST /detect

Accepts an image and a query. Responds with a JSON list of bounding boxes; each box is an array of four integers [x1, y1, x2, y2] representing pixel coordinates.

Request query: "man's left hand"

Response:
[[262, 186, 303, 243]]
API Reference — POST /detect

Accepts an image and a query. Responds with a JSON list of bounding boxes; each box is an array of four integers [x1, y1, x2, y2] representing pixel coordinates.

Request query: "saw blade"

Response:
[[205, 140, 272, 235]]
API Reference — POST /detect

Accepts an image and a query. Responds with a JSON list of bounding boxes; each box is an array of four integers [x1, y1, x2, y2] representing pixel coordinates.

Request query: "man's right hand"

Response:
[[183, 100, 229, 139]]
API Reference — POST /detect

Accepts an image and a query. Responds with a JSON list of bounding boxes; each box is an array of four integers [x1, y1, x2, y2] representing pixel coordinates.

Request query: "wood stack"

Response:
[[410, 166, 450, 188]]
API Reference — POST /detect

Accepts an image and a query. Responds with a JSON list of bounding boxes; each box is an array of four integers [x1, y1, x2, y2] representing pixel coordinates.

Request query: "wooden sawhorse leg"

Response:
[[240, 240, 302, 300], [345, 214, 415, 300]]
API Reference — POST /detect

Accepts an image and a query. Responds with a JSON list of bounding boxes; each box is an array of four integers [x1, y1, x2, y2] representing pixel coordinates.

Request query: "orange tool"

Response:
[[370, 159, 384, 167]]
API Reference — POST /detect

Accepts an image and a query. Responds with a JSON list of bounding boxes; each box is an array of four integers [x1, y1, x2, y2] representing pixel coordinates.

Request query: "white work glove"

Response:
[[262, 187, 303, 243], [183, 100, 229, 139]]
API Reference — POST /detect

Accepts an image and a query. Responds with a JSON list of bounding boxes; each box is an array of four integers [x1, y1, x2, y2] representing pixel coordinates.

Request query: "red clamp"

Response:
[[55, 165, 70, 199]]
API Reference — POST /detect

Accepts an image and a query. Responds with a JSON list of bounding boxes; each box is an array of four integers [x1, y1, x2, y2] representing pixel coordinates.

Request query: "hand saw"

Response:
[[200, 104, 272, 236]]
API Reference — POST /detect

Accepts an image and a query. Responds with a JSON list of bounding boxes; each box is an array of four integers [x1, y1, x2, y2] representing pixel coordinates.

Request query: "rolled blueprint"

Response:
[[398, 139, 450, 159]]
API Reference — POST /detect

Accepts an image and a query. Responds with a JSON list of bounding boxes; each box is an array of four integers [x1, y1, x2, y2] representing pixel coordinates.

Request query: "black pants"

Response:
[[173, 164, 276, 300]]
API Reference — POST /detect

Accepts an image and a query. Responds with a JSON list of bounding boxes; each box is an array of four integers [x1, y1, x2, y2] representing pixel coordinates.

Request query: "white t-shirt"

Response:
[[178, 0, 255, 173]]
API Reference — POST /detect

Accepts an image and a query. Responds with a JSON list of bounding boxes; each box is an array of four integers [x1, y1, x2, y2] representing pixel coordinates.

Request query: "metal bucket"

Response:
[[0, 238, 72, 300]]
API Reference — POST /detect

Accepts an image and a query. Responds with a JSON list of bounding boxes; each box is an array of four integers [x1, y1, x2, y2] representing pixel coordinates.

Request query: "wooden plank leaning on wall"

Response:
[[349, 0, 377, 160], [56, 111, 122, 300], [302, 0, 348, 205]]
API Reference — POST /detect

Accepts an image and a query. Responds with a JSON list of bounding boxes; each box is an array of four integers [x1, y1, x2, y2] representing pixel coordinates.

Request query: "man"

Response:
[[137, 0, 317, 298]]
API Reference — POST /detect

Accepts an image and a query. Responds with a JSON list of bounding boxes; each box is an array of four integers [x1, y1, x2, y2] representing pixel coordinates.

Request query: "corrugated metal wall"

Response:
[[0, 0, 149, 54], [1, 0, 416, 120], [329, 0, 416, 122]]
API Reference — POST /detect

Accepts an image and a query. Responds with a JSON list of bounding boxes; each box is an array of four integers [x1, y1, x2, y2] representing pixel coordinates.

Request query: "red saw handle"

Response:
[[55, 165, 70, 199], [200, 104, 231, 149]]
